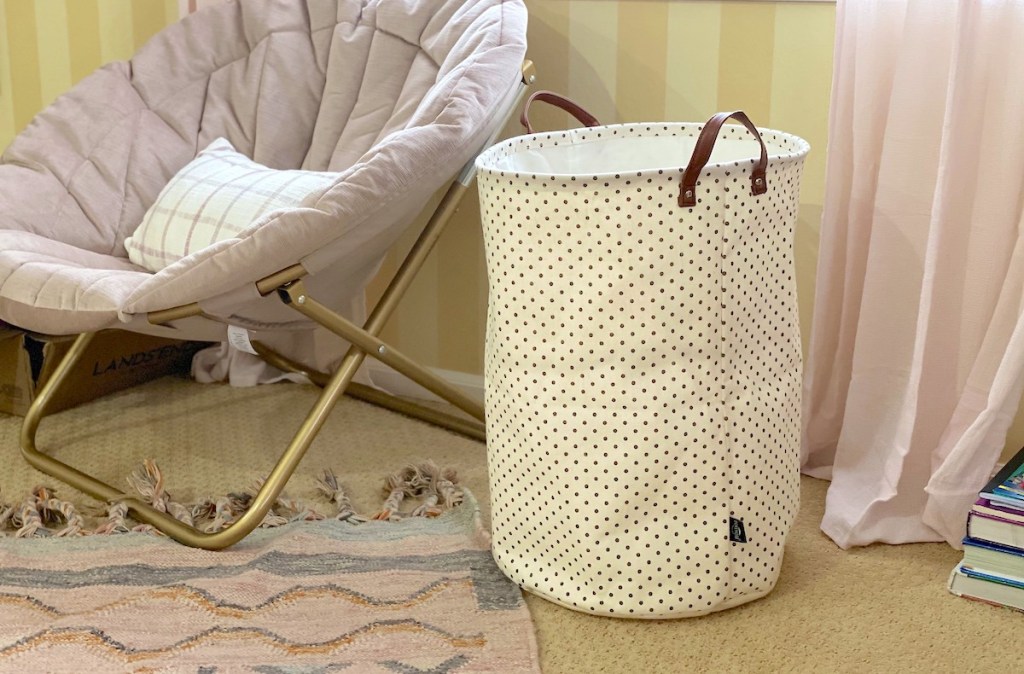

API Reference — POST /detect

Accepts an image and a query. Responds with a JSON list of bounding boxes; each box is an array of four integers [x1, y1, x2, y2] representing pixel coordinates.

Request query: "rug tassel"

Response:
[[374, 465, 423, 521], [8, 486, 89, 537], [436, 466, 463, 510], [0, 489, 14, 533], [189, 498, 216, 525], [93, 502, 131, 535], [192, 494, 246, 533], [410, 492, 441, 518], [27, 486, 85, 537], [410, 462, 442, 518], [411, 462, 462, 517], [316, 470, 367, 523], [0, 462, 465, 538], [13, 491, 48, 538], [246, 478, 324, 528], [126, 460, 194, 527], [43, 500, 85, 538]]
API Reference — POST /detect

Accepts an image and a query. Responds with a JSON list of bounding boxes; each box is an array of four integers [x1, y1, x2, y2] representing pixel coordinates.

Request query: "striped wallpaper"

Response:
[[0, 0, 836, 377], [379, 0, 837, 375], [0, 0, 178, 149]]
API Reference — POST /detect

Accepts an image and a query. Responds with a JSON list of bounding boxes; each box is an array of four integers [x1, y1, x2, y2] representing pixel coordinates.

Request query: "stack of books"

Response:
[[949, 447, 1024, 611]]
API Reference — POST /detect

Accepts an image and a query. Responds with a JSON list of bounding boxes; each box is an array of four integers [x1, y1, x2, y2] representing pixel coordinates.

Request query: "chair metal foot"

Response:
[[20, 331, 362, 550]]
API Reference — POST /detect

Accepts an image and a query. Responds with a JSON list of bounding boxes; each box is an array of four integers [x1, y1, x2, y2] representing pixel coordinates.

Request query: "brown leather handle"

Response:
[[521, 90, 601, 134], [679, 111, 768, 208]]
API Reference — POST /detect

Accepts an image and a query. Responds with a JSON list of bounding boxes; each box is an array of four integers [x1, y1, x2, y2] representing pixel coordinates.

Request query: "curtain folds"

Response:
[[803, 0, 1024, 548]]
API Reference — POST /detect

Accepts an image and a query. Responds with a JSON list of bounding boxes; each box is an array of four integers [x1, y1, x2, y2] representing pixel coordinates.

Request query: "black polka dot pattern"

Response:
[[476, 122, 810, 618]]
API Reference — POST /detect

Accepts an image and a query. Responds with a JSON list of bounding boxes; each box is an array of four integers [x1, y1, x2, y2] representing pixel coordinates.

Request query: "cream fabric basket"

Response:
[[476, 96, 810, 618]]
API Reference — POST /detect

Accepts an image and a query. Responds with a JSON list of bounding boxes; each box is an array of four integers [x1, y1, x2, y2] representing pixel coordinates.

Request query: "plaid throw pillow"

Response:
[[125, 138, 340, 271]]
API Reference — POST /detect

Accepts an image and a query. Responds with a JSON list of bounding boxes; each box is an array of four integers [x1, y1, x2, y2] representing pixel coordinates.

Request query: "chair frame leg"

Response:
[[20, 327, 369, 549], [18, 154, 487, 552], [18, 181, 483, 551], [251, 342, 485, 441], [259, 168, 489, 442], [18, 64, 534, 549]]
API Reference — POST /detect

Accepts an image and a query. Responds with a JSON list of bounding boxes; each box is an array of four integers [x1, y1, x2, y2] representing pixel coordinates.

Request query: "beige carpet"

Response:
[[0, 376, 1017, 673]]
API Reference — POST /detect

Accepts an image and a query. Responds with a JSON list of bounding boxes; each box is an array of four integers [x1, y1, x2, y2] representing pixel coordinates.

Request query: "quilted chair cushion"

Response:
[[0, 0, 527, 334], [125, 138, 341, 271]]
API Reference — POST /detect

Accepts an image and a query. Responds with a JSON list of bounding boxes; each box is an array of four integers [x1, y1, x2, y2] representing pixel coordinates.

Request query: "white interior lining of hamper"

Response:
[[498, 134, 770, 176]]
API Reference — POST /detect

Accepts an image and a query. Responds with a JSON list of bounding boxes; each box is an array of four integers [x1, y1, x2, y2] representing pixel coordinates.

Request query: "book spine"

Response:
[[969, 501, 1024, 556], [960, 565, 1024, 589]]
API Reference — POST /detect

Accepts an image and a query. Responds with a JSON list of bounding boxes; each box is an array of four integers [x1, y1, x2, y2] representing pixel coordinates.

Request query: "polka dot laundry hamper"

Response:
[[475, 92, 810, 618]]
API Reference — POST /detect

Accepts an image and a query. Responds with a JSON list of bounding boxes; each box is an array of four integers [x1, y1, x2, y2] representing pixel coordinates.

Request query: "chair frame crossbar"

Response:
[[18, 63, 536, 550]]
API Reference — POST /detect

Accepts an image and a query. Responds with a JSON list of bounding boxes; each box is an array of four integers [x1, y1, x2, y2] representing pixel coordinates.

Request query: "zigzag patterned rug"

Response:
[[0, 464, 540, 673]]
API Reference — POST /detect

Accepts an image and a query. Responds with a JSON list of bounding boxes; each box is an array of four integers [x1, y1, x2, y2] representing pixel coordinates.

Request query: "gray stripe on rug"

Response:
[[0, 549, 522, 611]]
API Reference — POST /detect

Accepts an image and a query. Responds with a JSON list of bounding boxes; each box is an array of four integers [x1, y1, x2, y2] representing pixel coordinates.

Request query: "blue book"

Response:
[[949, 563, 1024, 613], [960, 565, 1024, 589], [961, 537, 1024, 579], [980, 446, 1024, 511]]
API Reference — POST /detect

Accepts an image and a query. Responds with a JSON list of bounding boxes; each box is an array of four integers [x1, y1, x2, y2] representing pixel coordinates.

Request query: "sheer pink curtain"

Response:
[[803, 0, 1024, 548]]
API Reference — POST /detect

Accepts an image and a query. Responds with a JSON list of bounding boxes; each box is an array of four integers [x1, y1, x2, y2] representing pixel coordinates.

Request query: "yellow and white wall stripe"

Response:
[[0, 0, 836, 380], [0, 0, 177, 149], [379, 0, 837, 376]]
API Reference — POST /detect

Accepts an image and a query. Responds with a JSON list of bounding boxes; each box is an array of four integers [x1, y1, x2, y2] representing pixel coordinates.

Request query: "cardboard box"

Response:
[[0, 328, 207, 416]]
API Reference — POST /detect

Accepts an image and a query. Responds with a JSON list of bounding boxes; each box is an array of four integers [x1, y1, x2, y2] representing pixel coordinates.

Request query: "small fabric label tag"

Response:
[[227, 325, 259, 355], [729, 517, 747, 543]]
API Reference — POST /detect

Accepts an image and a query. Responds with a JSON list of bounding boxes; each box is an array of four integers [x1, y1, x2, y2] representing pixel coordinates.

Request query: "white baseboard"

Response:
[[363, 362, 484, 405]]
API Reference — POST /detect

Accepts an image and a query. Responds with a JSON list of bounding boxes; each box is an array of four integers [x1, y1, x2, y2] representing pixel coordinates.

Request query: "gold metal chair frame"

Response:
[[18, 63, 536, 550]]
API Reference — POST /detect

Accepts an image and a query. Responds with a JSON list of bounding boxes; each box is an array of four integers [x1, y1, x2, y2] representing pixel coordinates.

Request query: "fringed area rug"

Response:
[[0, 463, 540, 673]]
